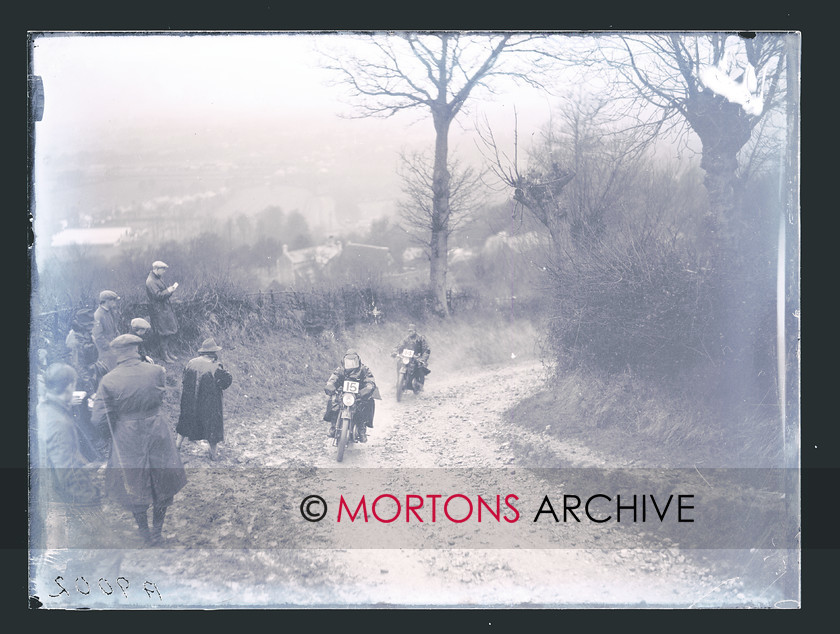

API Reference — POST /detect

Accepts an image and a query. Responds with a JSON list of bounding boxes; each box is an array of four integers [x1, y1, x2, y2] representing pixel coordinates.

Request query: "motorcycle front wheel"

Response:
[[396, 372, 405, 402], [337, 417, 350, 462]]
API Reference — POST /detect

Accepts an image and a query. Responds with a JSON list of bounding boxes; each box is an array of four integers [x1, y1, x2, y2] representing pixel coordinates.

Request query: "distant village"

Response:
[[45, 214, 547, 295], [37, 129, 547, 296]]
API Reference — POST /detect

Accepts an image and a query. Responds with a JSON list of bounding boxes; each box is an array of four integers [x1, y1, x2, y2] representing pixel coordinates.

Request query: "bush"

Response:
[[544, 229, 712, 382]]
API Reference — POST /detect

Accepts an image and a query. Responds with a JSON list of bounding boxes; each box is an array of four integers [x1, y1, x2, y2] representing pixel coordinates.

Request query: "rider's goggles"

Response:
[[344, 355, 360, 370]]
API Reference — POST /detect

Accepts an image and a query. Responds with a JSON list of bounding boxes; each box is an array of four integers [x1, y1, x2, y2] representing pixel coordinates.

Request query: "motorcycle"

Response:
[[395, 348, 424, 402], [331, 379, 368, 462]]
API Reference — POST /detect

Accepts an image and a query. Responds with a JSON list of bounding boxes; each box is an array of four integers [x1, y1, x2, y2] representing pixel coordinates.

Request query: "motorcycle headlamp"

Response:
[[344, 355, 360, 370], [342, 392, 356, 407], [402, 356, 411, 365]]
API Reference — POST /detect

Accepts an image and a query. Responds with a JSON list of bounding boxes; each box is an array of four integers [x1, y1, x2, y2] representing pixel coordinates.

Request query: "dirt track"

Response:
[[301, 360, 787, 607], [30, 356, 792, 608]]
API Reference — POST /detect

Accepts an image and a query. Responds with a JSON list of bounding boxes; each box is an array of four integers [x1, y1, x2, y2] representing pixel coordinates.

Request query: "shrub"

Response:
[[544, 228, 712, 382]]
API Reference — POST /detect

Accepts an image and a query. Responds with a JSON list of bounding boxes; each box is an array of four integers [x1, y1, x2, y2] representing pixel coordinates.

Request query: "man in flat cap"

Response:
[[65, 308, 97, 381], [176, 337, 233, 460], [130, 317, 155, 363], [145, 261, 180, 363], [64, 308, 106, 461], [92, 290, 121, 377], [32, 362, 124, 594], [99, 334, 187, 546]]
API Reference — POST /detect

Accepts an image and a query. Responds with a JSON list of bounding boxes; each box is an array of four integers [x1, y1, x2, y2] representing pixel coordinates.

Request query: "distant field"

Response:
[[35, 159, 401, 237]]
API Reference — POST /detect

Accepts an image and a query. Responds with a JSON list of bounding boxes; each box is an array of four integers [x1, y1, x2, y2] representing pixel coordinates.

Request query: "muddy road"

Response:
[[208, 357, 786, 607], [31, 356, 792, 608]]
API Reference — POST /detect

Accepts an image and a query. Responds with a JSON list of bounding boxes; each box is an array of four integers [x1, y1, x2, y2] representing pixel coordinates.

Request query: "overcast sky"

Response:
[[32, 34, 342, 125], [30, 32, 558, 157]]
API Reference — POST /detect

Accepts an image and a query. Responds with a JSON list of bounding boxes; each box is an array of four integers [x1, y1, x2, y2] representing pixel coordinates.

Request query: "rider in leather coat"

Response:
[[323, 349, 380, 442], [392, 324, 431, 390]]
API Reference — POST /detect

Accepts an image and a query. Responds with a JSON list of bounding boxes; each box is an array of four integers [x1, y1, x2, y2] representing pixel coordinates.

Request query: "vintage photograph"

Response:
[[27, 31, 800, 609]]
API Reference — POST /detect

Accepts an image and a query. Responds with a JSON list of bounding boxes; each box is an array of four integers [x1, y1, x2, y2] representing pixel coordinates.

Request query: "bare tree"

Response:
[[475, 108, 574, 244], [476, 90, 653, 247], [540, 93, 653, 242], [396, 149, 487, 260], [578, 33, 788, 256], [322, 32, 547, 315], [566, 33, 795, 413]]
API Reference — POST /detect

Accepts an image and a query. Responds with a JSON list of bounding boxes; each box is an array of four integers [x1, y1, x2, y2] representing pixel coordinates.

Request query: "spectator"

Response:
[[176, 337, 233, 460], [65, 308, 97, 382], [33, 363, 122, 586], [145, 261, 179, 363], [92, 290, 121, 377], [36, 363, 100, 516], [64, 308, 107, 461], [99, 334, 187, 546], [34, 335, 51, 400], [130, 317, 155, 363]]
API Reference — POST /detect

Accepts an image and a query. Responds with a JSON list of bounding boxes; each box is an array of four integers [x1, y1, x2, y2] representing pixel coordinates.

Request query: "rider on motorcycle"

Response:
[[323, 349, 380, 442], [391, 324, 431, 390]]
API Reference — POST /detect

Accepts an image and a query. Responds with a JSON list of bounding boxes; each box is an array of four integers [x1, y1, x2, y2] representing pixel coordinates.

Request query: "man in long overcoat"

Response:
[[176, 337, 233, 460], [145, 260, 179, 363], [99, 334, 187, 545], [92, 290, 120, 376]]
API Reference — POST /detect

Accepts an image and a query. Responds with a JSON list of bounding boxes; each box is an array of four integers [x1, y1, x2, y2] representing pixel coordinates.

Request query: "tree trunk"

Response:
[[429, 111, 453, 317], [689, 92, 757, 413], [689, 92, 753, 261], [699, 150, 740, 257]]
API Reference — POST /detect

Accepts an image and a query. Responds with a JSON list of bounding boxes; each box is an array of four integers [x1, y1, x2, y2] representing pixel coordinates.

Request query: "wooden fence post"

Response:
[[270, 289, 276, 325]]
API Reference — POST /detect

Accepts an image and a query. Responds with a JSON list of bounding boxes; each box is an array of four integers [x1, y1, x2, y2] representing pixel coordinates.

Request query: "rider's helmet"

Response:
[[344, 348, 361, 370], [407, 323, 417, 337]]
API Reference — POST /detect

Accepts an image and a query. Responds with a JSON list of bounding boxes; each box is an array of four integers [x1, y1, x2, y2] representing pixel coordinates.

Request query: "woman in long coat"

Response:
[[176, 338, 233, 460], [145, 261, 179, 362], [98, 334, 187, 545]]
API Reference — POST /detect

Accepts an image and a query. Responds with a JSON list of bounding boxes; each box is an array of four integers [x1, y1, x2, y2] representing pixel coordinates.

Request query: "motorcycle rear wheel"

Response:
[[337, 418, 350, 462]]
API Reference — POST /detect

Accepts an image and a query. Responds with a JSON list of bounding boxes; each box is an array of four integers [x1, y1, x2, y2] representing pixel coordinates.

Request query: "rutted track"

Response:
[[222, 358, 782, 608], [32, 357, 787, 608]]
